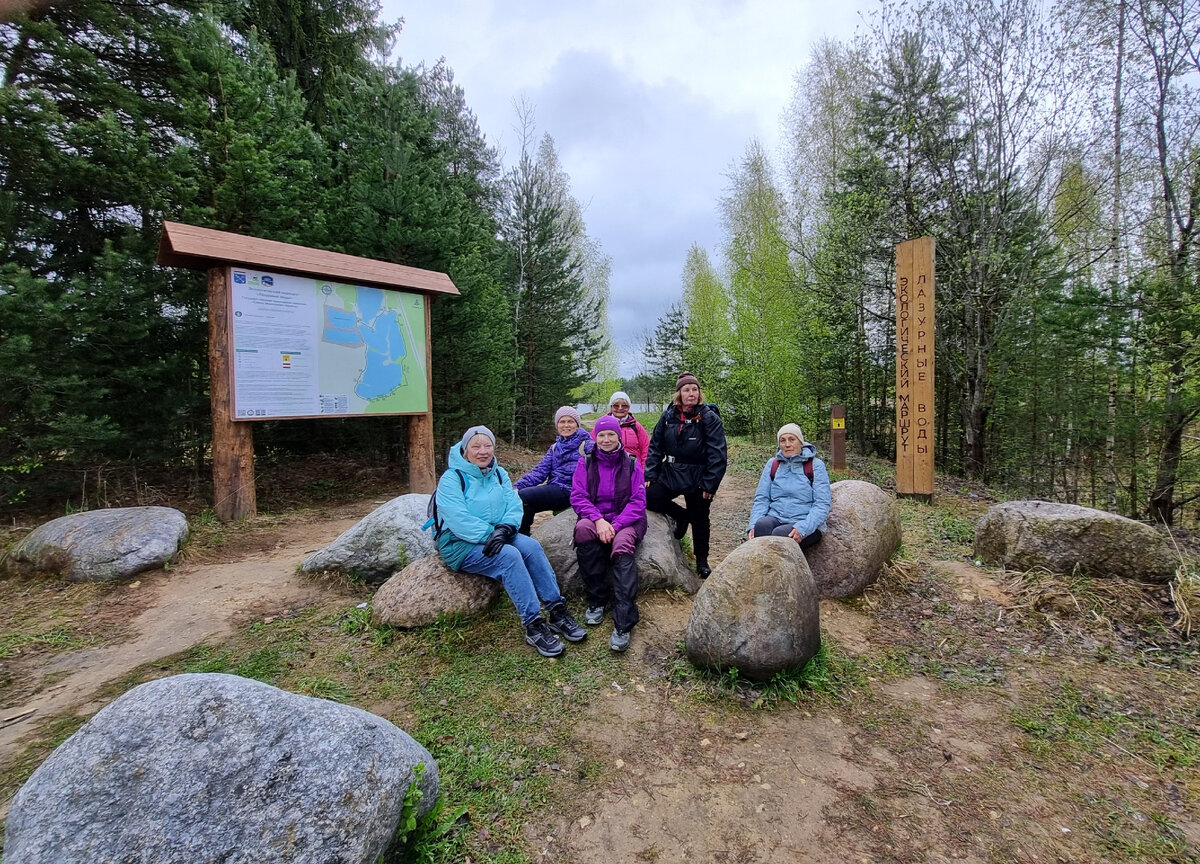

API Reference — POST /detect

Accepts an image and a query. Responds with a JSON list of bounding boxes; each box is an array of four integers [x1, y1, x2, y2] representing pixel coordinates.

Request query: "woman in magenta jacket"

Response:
[[571, 414, 647, 653]]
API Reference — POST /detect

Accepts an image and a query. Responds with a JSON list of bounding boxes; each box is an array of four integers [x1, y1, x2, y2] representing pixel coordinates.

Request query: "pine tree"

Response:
[[500, 120, 608, 443]]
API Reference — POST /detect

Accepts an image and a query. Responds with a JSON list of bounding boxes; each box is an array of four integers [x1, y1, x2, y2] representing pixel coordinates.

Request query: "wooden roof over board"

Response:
[[157, 220, 460, 297]]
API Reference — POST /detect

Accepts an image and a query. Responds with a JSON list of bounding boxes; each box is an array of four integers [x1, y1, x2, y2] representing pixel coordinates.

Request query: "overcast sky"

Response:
[[380, 0, 875, 375]]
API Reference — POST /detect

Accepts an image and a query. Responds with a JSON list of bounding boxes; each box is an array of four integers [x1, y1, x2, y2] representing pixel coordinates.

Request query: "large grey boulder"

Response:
[[372, 555, 502, 627], [3, 673, 438, 864], [974, 500, 1178, 582], [685, 536, 820, 682], [533, 509, 700, 597], [301, 493, 435, 582], [2, 507, 188, 582], [804, 480, 901, 598]]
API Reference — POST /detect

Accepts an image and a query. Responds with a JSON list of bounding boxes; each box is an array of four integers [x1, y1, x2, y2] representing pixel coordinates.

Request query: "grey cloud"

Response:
[[520, 49, 752, 373]]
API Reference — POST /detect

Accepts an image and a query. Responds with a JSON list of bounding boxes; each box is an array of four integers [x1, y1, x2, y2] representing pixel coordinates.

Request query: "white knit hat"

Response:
[[777, 423, 805, 443], [609, 390, 631, 407]]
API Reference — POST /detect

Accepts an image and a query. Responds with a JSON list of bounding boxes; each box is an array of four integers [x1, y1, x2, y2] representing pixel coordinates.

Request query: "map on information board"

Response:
[[229, 267, 428, 420]]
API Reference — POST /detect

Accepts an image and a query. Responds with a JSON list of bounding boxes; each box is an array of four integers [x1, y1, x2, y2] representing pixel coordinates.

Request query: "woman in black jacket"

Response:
[[644, 372, 727, 577]]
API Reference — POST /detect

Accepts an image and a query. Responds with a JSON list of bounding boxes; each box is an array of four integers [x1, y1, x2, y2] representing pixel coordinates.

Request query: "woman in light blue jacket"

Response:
[[431, 425, 586, 658], [747, 423, 831, 549]]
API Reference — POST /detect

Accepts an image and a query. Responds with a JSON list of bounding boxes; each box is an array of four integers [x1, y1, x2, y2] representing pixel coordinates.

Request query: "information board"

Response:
[[229, 267, 429, 420]]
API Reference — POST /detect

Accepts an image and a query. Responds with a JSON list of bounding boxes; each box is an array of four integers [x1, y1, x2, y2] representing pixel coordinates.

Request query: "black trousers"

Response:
[[752, 515, 824, 549], [645, 482, 712, 561], [517, 484, 571, 534], [576, 541, 640, 632]]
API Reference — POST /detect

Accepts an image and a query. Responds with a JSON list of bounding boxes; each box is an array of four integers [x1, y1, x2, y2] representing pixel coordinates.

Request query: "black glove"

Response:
[[496, 523, 518, 544], [482, 527, 507, 557]]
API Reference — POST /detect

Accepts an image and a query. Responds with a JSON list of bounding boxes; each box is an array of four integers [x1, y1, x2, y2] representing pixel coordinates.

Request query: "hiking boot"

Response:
[[609, 628, 631, 653], [696, 558, 711, 579], [585, 606, 605, 626], [547, 602, 587, 642], [524, 616, 564, 657]]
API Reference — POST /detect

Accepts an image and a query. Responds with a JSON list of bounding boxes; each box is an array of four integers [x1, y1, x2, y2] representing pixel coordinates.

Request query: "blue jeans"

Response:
[[459, 533, 564, 625]]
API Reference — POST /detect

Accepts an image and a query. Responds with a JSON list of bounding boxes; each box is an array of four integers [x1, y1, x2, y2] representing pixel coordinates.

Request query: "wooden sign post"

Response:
[[830, 404, 846, 470], [895, 237, 935, 500], [159, 222, 458, 522]]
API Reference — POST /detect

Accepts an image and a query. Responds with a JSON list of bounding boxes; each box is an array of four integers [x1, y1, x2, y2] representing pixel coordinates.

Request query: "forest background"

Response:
[[1, 0, 1198, 528]]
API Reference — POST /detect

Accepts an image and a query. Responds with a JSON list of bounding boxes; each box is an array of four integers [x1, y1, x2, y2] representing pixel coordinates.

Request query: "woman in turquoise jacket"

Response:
[[432, 426, 586, 658], [747, 423, 831, 549]]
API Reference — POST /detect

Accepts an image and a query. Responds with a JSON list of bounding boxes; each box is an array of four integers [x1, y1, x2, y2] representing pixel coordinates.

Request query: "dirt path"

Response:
[[0, 513, 362, 758]]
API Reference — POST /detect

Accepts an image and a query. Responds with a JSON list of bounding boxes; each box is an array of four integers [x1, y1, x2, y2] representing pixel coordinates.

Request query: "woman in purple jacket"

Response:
[[570, 414, 647, 652], [514, 406, 593, 535]]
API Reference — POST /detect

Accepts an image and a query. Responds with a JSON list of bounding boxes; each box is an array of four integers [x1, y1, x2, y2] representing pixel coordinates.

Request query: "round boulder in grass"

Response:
[[3, 506, 188, 582], [533, 509, 700, 597], [3, 673, 439, 864], [685, 536, 820, 682], [301, 493, 435, 583], [372, 555, 502, 627], [804, 480, 901, 598], [974, 500, 1178, 582]]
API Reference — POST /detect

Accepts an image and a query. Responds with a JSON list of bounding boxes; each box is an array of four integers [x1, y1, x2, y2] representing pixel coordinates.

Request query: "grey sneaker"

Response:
[[609, 628, 631, 653], [584, 606, 605, 626], [524, 616, 564, 657], [547, 602, 587, 643]]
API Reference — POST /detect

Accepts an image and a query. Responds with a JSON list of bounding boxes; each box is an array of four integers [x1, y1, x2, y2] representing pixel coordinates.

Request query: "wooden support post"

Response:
[[406, 296, 436, 494], [208, 266, 257, 521], [407, 413, 436, 493], [831, 404, 846, 470], [895, 237, 935, 501]]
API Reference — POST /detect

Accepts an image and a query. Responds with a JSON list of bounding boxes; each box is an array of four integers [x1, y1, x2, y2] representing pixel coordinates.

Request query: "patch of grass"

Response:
[[1012, 683, 1200, 770], [0, 626, 88, 658], [859, 646, 914, 681], [234, 647, 284, 683], [724, 437, 775, 476], [935, 512, 975, 546], [181, 645, 235, 674], [338, 603, 373, 635], [294, 676, 352, 702], [668, 633, 863, 707]]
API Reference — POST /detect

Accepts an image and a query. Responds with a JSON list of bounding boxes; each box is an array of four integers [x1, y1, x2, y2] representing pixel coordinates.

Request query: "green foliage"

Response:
[[501, 120, 610, 444], [0, 0, 529, 505]]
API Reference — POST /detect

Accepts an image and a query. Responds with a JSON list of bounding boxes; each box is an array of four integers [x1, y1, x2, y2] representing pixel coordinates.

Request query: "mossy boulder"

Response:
[[974, 500, 1177, 582], [684, 536, 820, 681]]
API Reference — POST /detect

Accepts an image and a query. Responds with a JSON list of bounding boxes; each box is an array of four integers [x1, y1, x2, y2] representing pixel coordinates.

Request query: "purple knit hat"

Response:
[[593, 414, 621, 439]]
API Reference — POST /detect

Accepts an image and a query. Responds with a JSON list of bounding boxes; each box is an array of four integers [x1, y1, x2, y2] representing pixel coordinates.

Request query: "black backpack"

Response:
[[424, 469, 466, 539]]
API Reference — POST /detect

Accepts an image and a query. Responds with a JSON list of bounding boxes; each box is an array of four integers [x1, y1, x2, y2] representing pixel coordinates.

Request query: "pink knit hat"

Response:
[[554, 406, 582, 426]]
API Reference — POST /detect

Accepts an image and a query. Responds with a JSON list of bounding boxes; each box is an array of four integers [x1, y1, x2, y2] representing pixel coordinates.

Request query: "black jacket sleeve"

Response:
[[700, 406, 728, 493]]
